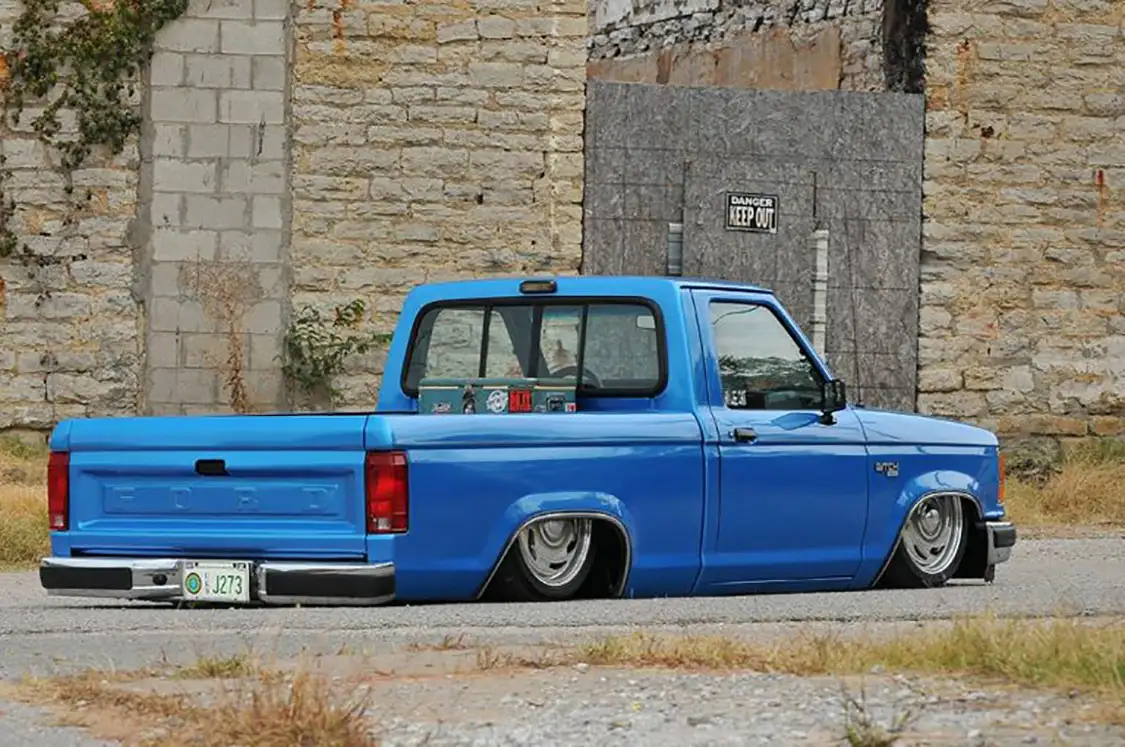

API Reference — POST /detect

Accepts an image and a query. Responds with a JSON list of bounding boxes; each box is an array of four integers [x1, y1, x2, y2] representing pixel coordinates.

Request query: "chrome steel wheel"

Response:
[[901, 494, 964, 576], [517, 517, 594, 589]]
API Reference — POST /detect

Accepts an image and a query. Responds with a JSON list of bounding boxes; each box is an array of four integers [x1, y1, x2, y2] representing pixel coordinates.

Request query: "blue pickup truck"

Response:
[[39, 276, 1016, 606]]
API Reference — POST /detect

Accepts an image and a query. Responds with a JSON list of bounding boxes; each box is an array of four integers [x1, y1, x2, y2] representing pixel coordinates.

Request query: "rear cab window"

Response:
[[402, 299, 666, 397]]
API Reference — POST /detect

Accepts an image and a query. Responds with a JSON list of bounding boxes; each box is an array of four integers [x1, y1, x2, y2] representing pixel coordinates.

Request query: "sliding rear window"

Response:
[[402, 299, 666, 397]]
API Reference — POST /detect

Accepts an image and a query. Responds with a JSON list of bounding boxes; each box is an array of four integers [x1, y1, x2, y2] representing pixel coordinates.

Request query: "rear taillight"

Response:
[[997, 452, 1006, 506], [365, 451, 408, 534], [47, 451, 69, 531]]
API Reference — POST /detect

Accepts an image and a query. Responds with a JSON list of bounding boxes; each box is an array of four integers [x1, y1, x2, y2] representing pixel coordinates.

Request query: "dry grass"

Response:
[[0, 436, 49, 569], [839, 680, 921, 747], [1003, 439, 1125, 529], [19, 659, 379, 747], [474, 644, 561, 671], [182, 257, 267, 415], [574, 613, 1125, 720], [404, 632, 473, 652], [207, 669, 376, 746], [171, 652, 260, 680]]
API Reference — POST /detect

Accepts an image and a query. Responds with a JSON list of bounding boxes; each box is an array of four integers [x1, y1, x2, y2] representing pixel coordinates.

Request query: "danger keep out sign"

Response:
[[724, 192, 778, 234]]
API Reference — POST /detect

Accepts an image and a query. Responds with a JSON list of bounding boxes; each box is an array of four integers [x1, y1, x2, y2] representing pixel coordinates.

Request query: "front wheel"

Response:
[[488, 517, 596, 601], [881, 494, 968, 588]]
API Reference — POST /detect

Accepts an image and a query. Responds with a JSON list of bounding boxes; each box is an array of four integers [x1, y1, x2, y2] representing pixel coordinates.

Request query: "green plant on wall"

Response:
[[0, 0, 189, 260], [282, 299, 393, 405], [0, 155, 16, 259]]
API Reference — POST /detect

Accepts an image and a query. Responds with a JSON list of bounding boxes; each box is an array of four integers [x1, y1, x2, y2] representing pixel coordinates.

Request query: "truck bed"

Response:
[[42, 408, 709, 606]]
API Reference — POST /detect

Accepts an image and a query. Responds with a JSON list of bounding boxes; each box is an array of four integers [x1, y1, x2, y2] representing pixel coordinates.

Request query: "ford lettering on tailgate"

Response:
[[103, 483, 343, 516]]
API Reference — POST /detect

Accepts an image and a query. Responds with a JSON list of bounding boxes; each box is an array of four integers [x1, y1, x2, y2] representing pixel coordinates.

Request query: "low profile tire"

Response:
[[880, 494, 968, 589], [489, 517, 597, 602]]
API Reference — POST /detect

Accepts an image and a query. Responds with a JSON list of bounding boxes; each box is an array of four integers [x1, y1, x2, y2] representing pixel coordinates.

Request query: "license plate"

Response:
[[181, 560, 251, 603]]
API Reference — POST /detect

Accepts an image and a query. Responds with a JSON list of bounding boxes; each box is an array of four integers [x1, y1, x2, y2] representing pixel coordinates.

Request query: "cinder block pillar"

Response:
[[138, 0, 291, 414]]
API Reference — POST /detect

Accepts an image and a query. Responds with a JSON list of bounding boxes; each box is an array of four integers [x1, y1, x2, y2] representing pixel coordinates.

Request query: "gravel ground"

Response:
[[12, 660, 1125, 746], [0, 701, 115, 747], [367, 668, 1125, 746], [1, 536, 1124, 745]]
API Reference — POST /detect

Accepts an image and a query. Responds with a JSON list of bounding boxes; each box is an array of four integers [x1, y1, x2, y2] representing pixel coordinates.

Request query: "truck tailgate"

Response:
[[56, 415, 371, 560]]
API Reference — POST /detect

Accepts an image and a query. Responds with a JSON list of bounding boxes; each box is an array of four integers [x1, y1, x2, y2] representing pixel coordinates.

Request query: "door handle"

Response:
[[732, 427, 757, 443]]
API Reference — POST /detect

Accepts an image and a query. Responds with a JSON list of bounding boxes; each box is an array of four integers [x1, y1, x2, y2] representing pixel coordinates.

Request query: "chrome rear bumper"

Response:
[[39, 557, 395, 606]]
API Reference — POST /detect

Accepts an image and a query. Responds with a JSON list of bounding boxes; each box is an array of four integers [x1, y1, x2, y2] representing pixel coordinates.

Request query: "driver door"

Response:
[[691, 290, 870, 590]]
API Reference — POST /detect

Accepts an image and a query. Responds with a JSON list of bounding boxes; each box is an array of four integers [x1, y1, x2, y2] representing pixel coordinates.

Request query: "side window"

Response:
[[709, 301, 822, 410]]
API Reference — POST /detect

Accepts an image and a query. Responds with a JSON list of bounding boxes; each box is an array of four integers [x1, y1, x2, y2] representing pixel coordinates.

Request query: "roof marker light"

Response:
[[519, 279, 557, 294]]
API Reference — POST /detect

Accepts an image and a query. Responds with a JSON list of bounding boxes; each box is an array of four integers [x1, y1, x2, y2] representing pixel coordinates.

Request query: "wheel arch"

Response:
[[871, 487, 985, 587], [474, 492, 636, 600]]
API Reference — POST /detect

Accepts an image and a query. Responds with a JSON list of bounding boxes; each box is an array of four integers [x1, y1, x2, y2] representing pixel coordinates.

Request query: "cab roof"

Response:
[[411, 275, 775, 300]]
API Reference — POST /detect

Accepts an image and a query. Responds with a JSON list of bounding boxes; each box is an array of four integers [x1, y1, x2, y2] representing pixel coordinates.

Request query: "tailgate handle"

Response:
[[195, 459, 229, 477]]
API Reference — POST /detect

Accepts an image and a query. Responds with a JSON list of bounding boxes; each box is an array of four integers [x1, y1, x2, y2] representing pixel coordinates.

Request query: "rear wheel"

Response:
[[489, 516, 596, 601], [881, 494, 968, 588]]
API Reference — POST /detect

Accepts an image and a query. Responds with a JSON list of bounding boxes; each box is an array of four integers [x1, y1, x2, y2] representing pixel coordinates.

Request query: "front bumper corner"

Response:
[[985, 520, 1017, 566]]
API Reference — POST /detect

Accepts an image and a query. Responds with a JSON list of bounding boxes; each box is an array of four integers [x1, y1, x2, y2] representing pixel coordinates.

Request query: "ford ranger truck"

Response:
[[39, 276, 1016, 606]]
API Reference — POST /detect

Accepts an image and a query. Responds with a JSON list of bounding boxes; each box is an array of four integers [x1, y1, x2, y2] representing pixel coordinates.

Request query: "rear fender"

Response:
[[474, 491, 635, 599], [858, 470, 985, 588]]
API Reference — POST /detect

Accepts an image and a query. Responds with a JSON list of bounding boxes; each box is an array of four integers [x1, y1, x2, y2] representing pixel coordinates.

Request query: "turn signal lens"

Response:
[[997, 452, 1006, 506]]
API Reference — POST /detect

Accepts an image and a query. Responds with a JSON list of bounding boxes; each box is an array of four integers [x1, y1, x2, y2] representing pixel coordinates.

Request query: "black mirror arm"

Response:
[[818, 378, 847, 425]]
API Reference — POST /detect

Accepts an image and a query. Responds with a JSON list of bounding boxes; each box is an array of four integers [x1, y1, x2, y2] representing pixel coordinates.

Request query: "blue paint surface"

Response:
[[46, 276, 1009, 600]]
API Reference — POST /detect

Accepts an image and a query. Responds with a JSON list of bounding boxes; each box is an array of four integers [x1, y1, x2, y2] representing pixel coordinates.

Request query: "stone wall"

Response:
[[289, 0, 588, 403], [0, 0, 143, 433], [918, 0, 1125, 441], [586, 0, 889, 92], [9, 0, 1120, 439]]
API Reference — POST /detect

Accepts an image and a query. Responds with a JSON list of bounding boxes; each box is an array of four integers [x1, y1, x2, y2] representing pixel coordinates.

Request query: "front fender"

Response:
[[852, 468, 985, 588], [893, 470, 984, 520], [474, 491, 636, 598]]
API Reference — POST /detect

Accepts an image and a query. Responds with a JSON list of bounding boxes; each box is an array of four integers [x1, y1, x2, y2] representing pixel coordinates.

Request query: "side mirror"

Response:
[[820, 378, 847, 422]]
